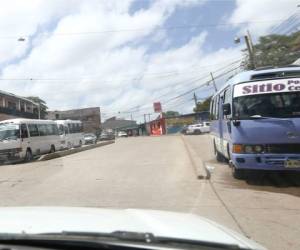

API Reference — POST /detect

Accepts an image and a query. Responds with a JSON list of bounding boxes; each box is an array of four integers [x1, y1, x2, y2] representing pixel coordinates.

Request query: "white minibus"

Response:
[[55, 120, 84, 150], [0, 118, 61, 163]]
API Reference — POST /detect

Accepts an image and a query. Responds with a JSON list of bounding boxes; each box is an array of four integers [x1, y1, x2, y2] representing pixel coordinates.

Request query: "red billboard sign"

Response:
[[153, 102, 162, 113]]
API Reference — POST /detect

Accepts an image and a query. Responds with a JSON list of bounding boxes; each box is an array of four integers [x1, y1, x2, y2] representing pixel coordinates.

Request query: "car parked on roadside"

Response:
[[185, 122, 210, 135], [117, 131, 128, 137], [99, 132, 115, 141], [83, 133, 97, 144]]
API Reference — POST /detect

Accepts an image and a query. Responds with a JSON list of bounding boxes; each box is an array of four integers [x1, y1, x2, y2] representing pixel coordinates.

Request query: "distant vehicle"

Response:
[[117, 131, 128, 137], [99, 132, 115, 141], [55, 120, 84, 149], [180, 125, 188, 134], [210, 66, 300, 179], [185, 122, 210, 135], [0, 118, 61, 163], [84, 133, 97, 144]]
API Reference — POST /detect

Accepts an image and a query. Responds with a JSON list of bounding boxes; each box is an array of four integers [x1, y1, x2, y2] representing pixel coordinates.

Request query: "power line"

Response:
[[106, 62, 242, 117], [0, 19, 289, 40], [0, 57, 242, 82], [162, 64, 242, 105]]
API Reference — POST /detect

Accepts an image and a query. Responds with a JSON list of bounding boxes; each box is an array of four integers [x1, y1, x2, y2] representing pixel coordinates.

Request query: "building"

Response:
[[102, 117, 138, 135], [140, 111, 210, 135], [47, 107, 101, 134], [0, 90, 39, 121]]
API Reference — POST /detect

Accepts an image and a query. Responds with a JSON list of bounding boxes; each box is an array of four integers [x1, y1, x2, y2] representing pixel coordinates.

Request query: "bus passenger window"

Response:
[[58, 125, 64, 135], [28, 124, 39, 137], [64, 126, 69, 134]]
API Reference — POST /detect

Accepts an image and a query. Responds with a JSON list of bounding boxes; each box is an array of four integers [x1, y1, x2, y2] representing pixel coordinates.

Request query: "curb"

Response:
[[37, 140, 115, 161], [181, 135, 210, 180]]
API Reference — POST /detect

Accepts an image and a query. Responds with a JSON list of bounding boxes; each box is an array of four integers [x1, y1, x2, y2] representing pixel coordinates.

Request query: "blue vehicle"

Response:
[[210, 66, 300, 179]]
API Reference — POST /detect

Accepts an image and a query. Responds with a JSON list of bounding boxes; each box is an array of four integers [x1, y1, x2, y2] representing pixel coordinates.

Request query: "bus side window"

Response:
[[64, 125, 69, 134], [58, 125, 64, 135], [20, 124, 28, 138], [28, 124, 39, 137], [68, 124, 73, 134], [37, 124, 46, 136]]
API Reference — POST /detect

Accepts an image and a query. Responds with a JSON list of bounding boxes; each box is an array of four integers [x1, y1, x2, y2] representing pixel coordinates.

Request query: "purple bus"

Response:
[[210, 66, 300, 179]]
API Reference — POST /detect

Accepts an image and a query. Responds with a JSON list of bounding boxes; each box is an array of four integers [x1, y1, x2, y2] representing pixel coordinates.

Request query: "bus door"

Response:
[[212, 94, 223, 153], [220, 87, 232, 158], [20, 124, 30, 154]]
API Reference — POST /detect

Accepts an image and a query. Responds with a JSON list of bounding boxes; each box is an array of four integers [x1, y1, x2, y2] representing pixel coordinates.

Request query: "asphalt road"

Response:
[[0, 135, 299, 249]]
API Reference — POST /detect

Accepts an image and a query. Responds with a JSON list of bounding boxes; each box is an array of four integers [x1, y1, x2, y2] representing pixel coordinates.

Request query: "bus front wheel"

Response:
[[24, 149, 33, 162], [50, 145, 55, 153], [214, 141, 224, 162], [232, 166, 246, 180]]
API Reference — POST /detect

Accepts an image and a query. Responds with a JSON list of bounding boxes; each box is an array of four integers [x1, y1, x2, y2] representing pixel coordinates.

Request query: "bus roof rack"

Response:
[[254, 66, 274, 71]]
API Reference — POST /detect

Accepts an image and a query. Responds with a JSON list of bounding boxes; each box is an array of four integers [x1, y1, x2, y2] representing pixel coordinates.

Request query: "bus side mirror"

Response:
[[223, 103, 231, 115]]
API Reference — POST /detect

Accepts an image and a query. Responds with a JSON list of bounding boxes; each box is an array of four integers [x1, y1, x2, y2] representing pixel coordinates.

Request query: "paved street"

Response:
[[0, 135, 299, 249]]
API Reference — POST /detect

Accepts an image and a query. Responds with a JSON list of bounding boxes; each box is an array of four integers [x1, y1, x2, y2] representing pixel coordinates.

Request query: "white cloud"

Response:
[[0, 0, 243, 122], [229, 0, 298, 37]]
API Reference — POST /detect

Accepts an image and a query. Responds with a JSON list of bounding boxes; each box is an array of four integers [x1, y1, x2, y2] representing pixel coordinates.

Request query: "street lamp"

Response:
[[17, 37, 26, 42]]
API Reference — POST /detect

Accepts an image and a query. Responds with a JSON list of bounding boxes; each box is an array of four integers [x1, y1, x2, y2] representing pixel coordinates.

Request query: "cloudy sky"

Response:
[[0, 0, 298, 121]]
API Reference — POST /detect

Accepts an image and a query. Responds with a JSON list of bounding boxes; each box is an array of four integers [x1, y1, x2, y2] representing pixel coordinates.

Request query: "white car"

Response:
[[117, 131, 128, 137], [186, 122, 210, 135], [0, 207, 266, 250]]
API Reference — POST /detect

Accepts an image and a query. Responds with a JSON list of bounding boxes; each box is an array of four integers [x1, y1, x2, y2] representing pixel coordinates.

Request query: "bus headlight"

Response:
[[253, 145, 264, 153], [232, 144, 264, 154], [244, 145, 253, 153]]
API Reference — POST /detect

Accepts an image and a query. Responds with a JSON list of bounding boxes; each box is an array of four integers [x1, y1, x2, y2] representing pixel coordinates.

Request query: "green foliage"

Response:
[[242, 31, 300, 69], [162, 110, 180, 118], [193, 96, 212, 112], [26, 96, 48, 119]]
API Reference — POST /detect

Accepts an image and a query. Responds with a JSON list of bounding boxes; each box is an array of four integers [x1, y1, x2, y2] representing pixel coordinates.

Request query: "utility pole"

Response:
[[244, 30, 255, 69], [148, 113, 151, 122], [210, 72, 218, 92], [193, 92, 198, 109], [130, 113, 133, 120], [144, 114, 147, 124], [234, 30, 255, 69]]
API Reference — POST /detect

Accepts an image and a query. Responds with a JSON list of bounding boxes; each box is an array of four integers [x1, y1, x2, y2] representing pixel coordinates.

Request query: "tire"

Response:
[[50, 145, 55, 153], [195, 129, 201, 135], [214, 141, 225, 162], [24, 149, 33, 162], [232, 166, 246, 180]]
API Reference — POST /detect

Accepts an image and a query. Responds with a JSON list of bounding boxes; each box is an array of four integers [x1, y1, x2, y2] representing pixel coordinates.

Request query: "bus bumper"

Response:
[[0, 149, 23, 164], [232, 153, 300, 171]]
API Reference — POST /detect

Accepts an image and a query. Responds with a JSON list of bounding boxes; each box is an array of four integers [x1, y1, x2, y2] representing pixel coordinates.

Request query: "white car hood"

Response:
[[0, 207, 265, 249]]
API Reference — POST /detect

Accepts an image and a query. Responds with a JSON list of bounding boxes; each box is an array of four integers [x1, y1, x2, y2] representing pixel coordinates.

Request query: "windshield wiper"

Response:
[[250, 115, 291, 121], [38, 231, 251, 249]]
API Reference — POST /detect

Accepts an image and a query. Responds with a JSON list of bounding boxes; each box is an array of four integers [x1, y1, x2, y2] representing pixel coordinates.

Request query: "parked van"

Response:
[[0, 118, 61, 163], [55, 120, 84, 149]]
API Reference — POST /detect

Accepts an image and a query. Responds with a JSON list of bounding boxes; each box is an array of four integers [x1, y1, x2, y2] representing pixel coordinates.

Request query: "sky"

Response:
[[0, 0, 298, 122]]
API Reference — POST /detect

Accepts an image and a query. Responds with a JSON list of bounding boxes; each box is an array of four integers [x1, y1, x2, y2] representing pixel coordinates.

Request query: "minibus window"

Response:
[[28, 124, 39, 137]]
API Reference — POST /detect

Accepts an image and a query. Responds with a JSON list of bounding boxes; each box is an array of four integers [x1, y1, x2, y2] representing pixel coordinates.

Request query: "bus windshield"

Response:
[[233, 92, 300, 119], [0, 124, 20, 141]]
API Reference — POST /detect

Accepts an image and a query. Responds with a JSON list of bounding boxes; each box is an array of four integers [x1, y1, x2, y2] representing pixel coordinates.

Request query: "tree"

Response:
[[162, 110, 180, 118], [26, 96, 48, 119], [193, 96, 212, 112], [242, 31, 300, 69]]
